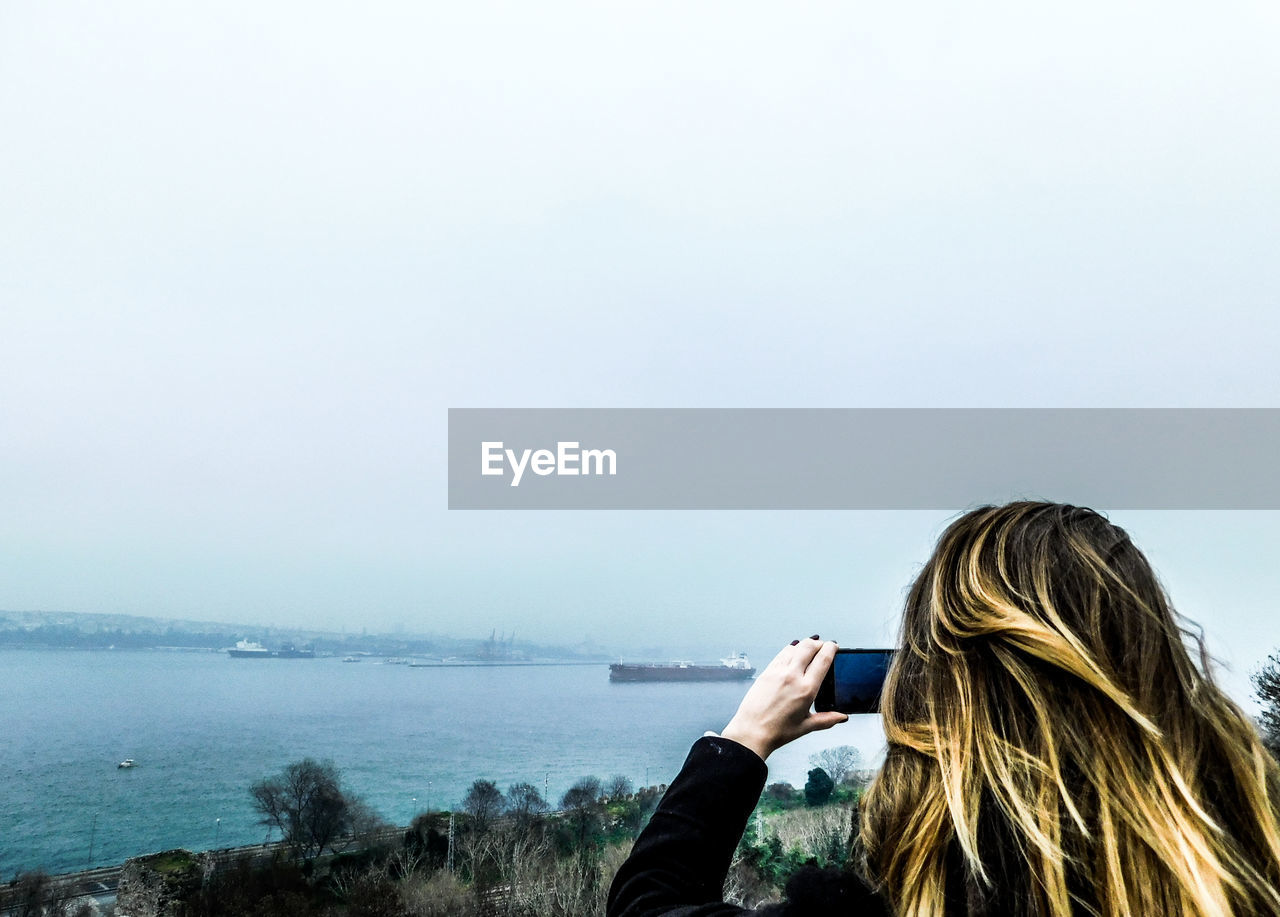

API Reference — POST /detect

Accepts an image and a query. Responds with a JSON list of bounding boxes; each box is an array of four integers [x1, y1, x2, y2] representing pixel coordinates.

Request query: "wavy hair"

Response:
[[859, 502, 1280, 917]]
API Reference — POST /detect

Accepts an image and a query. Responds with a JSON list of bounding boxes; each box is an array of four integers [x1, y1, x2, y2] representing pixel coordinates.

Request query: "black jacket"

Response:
[[607, 736, 892, 917]]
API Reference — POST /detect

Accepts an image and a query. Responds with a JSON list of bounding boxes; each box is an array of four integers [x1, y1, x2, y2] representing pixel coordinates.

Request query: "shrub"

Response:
[[803, 768, 834, 806]]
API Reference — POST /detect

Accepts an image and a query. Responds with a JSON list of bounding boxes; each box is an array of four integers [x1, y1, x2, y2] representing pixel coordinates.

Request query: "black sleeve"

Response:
[[606, 736, 767, 917], [606, 736, 893, 917]]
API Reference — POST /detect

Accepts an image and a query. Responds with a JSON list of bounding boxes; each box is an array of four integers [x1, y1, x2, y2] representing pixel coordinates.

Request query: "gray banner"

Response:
[[447, 409, 1280, 509]]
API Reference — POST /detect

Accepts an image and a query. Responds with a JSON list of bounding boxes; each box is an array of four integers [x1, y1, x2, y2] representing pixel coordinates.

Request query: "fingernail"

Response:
[[789, 639, 800, 646], [810, 634, 820, 641]]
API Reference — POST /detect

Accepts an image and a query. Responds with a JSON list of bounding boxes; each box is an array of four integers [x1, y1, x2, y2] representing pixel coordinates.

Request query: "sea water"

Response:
[[0, 648, 887, 877]]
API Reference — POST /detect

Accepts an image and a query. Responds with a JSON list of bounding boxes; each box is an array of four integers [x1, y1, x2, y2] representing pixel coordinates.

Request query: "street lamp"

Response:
[[215, 817, 221, 848]]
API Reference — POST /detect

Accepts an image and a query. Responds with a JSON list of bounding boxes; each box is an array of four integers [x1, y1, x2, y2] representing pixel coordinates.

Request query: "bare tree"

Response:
[[328, 860, 406, 917], [605, 775, 634, 799], [808, 746, 864, 786], [493, 829, 556, 914], [462, 779, 506, 833], [506, 782, 549, 828], [347, 794, 393, 853], [1254, 651, 1280, 756], [561, 777, 604, 851], [771, 801, 858, 863], [400, 870, 471, 917], [561, 776, 602, 810], [250, 757, 360, 859]]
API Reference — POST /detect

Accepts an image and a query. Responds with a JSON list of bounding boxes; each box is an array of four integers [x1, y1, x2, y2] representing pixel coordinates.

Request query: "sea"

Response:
[[0, 648, 887, 878]]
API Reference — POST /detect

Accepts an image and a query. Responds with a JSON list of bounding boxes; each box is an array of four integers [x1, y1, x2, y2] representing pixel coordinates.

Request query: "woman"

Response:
[[607, 502, 1280, 916]]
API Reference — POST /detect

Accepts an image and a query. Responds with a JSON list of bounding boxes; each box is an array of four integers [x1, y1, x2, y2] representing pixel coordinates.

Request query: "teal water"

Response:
[[0, 649, 762, 876]]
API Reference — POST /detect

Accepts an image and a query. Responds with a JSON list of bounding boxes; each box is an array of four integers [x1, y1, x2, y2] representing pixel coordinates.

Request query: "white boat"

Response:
[[227, 639, 272, 658], [342, 656, 361, 663], [118, 758, 136, 769]]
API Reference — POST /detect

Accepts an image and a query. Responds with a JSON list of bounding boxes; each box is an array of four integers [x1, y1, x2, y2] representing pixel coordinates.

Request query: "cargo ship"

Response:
[[609, 653, 755, 682], [227, 640, 315, 659], [274, 643, 315, 659]]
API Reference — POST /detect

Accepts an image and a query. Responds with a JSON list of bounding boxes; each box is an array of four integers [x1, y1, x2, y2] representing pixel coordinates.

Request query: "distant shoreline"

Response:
[[0, 610, 623, 663], [0, 645, 610, 665], [403, 660, 604, 667]]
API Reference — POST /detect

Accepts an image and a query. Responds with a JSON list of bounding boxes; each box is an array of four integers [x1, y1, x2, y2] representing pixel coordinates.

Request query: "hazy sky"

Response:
[[2, 3, 1279, 705]]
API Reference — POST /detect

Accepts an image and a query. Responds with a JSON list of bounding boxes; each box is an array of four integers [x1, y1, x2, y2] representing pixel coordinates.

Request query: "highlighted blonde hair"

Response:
[[859, 502, 1280, 917]]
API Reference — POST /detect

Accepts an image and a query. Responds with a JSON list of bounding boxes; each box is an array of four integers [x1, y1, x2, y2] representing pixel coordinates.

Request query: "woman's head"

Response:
[[860, 501, 1280, 917]]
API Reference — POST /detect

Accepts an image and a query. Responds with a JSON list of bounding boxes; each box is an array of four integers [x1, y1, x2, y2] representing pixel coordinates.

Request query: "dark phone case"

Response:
[[815, 648, 895, 714]]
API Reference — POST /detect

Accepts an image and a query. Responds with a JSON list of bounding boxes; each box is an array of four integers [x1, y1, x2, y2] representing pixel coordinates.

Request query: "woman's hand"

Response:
[[719, 638, 849, 761]]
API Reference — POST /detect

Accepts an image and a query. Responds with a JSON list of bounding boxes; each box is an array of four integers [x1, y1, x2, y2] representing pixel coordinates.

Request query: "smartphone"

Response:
[[815, 648, 895, 714]]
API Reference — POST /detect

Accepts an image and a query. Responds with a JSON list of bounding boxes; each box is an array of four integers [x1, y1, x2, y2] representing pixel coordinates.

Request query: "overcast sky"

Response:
[[2, 2, 1278, 705]]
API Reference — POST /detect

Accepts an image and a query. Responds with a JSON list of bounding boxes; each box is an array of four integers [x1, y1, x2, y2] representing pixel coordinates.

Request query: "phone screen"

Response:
[[815, 648, 894, 714]]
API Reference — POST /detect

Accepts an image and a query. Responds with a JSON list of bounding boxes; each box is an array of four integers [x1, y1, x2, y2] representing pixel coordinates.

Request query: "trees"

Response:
[[561, 776, 602, 811], [348, 795, 394, 852], [462, 779, 506, 832], [605, 775, 634, 799], [506, 782, 549, 828], [1254, 650, 1280, 756], [808, 746, 864, 787], [560, 777, 604, 850], [4, 871, 50, 917], [250, 758, 364, 859], [764, 782, 800, 805], [803, 767, 834, 806]]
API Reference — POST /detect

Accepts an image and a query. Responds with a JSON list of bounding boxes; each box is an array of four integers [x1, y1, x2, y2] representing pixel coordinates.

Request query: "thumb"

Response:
[[804, 711, 850, 734]]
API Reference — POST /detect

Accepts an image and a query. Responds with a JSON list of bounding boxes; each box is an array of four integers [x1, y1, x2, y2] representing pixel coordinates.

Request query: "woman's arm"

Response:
[[606, 735, 767, 917], [607, 638, 851, 917]]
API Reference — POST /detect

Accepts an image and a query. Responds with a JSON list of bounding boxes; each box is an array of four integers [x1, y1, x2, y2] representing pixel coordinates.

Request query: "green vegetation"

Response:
[[720, 747, 872, 908], [2, 749, 867, 917], [87, 762, 674, 917], [141, 850, 199, 875], [727, 790, 862, 908]]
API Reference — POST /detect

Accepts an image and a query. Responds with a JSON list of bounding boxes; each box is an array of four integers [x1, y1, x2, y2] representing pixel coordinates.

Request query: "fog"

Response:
[[2, 2, 1279, 706]]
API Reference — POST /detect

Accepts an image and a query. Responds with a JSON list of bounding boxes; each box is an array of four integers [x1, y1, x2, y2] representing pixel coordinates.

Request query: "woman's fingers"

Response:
[[788, 636, 825, 672], [804, 641, 839, 688], [720, 637, 848, 761], [785, 637, 837, 684], [768, 642, 796, 669]]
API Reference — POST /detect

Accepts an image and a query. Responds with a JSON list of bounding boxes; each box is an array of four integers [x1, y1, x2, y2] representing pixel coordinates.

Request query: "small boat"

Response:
[[118, 759, 136, 769], [342, 656, 361, 663]]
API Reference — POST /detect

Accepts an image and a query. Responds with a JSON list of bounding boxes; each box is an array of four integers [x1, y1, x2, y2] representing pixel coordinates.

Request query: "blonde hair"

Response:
[[859, 502, 1280, 917]]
